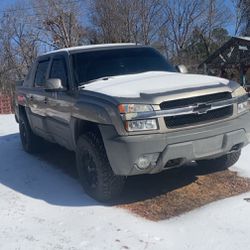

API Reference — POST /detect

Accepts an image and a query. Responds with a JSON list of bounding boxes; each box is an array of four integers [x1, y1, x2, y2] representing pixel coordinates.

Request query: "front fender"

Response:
[[72, 99, 127, 136]]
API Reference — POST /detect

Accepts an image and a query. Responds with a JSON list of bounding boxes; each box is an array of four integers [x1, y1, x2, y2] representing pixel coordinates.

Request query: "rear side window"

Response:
[[34, 60, 50, 87], [49, 58, 68, 88]]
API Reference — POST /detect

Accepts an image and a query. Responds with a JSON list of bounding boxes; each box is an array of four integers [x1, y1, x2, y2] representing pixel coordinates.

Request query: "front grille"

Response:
[[160, 92, 233, 128], [160, 92, 232, 109], [164, 106, 233, 128]]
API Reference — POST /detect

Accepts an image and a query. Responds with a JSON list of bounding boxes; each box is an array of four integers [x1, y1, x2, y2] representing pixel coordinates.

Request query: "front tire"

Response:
[[197, 150, 241, 170], [19, 114, 41, 153], [76, 132, 125, 202]]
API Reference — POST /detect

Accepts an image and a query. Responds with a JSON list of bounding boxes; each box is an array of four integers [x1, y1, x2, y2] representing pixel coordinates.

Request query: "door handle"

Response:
[[44, 97, 48, 104]]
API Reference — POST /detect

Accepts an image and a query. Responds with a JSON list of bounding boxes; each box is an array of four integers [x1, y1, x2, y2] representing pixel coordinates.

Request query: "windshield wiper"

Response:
[[78, 76, 111, 89]]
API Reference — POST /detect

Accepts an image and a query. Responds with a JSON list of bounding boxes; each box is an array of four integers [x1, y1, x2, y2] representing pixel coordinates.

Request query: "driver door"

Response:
[[46, 54, 75, 150]]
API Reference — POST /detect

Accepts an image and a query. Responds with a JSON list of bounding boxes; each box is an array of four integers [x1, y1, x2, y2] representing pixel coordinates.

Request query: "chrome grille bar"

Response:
[[122, 95, 247, 121]]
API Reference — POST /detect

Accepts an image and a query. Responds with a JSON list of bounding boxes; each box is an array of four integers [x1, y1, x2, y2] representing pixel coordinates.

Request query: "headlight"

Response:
[[232, 86, 247, 97], [118, 104, 158, 132], [233, 87, 249, 114], [125, 119, 158, 132], [118, 104, 157, 128], [118, 104, 153, 113]]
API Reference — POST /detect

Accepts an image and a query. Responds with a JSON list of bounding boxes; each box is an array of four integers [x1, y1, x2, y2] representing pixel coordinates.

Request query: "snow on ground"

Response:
[[1, 114, 250, 250]]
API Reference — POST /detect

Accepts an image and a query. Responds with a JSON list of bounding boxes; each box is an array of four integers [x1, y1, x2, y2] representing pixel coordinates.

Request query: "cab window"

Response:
[[49, 57, 68, 88], [34, 60, 50, 87]]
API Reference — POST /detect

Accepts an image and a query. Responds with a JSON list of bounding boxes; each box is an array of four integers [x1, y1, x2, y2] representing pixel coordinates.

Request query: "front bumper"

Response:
[[100, 111, 250, 176]]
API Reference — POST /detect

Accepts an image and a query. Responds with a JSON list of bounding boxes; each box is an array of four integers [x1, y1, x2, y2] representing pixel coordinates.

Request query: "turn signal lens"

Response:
[[118, 104, 153, 113]]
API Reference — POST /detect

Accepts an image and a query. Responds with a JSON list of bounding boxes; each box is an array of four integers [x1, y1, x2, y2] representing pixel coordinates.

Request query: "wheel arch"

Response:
[[19, 104, 25, 115], [72, 118, 103, 148], [18, 104, 28, 120]]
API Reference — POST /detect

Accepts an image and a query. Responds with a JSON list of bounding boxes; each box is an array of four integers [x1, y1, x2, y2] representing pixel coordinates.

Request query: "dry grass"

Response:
[[118, 165, 250, 221]]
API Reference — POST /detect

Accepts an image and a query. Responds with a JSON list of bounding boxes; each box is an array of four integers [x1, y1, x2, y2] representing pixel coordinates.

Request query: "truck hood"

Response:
[[84, 71, 231, 98]]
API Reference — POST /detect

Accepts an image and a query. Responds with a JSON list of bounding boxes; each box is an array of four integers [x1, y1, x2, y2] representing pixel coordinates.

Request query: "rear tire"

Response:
[[76, 132, 125, 202], [19, 114, 41, 153], [197, 151, 241, 170]]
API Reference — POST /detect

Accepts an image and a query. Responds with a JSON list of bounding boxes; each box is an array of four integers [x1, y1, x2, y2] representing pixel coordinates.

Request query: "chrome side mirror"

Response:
[[176, 65, 188, 74], [45, 78, 64, 91]]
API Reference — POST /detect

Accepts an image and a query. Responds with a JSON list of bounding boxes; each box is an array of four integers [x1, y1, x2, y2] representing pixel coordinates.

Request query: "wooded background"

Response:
[[0, 0, 249, 94]]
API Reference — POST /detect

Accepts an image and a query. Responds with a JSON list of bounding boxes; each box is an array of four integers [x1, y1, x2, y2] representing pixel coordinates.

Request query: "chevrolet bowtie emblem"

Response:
[[193, 103, 212, 114]]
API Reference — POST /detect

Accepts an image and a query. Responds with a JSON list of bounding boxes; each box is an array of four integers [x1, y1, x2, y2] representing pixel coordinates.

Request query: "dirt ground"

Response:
[[36, 143, 250, 221], [119, 166, 250, 221]]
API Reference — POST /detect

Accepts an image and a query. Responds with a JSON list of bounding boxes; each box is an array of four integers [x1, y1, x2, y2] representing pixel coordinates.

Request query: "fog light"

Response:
[[238, 101, 248, 114], [134, 153, 160, 170]]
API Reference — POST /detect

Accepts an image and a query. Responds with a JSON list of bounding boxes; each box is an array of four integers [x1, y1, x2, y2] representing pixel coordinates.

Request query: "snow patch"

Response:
[[1, 114, 250, 250]]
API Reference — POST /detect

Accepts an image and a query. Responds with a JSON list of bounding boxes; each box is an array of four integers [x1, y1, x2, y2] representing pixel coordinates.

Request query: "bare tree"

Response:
[[231, 0, 250, 35], [159, 0, 230, 66], [160, 0, 205, 61], [196, 0, 231, 57], [242, 0, 250, 35], [0, 0, 243, 92], [89, 0, 165, 45], [0, 0, 88, 92], [0, 1, 41, 93], [136, 0, 165, 45], [33, 0, 86, 49], [89, 0, 125, 43], [231, 0, 245, 35]]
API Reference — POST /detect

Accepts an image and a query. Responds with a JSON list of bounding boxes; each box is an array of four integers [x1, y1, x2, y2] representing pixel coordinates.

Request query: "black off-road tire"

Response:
[[19, 114, 41, 153], [76, 132, 125, 202], [197, 150, 241, 170]]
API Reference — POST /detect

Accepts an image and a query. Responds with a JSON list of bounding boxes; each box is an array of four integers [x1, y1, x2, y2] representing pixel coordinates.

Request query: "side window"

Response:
[[49, 58, 68, 88], [34, 60, 50, 87]]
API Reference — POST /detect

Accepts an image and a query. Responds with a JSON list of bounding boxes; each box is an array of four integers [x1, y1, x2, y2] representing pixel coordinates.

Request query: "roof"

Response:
[[199, 36, 250, 68], [42, 43, 138, 56]]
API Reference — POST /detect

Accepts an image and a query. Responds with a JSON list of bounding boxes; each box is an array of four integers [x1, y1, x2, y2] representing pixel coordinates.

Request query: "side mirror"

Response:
[[45, 78, 64, 91], [176, 65, 188, 74]]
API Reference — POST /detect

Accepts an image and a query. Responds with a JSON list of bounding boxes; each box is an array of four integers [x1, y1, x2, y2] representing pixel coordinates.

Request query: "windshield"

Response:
[[71, 47, 176, 85]]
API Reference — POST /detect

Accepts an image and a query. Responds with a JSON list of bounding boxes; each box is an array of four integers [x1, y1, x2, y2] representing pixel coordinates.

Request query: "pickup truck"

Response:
[[15, 44, 250, 201]]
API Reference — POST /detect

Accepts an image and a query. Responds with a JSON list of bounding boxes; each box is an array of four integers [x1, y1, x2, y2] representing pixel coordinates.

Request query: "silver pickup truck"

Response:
[[15, 44, 250, 201]]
